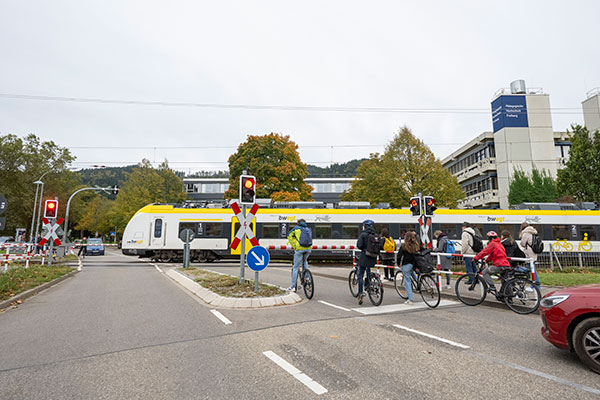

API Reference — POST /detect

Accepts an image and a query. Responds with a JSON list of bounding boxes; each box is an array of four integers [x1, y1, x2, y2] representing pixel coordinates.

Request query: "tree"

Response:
[[341, 126, 464, 207], [75, 195, 113, 236], [557, 125, 600, 202], [224, 133, 313, 201], [508, 167, 558, 205], [107, 159, 188, 232]]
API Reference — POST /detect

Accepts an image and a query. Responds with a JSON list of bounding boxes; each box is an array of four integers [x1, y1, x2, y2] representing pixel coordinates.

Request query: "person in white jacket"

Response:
[[520, 222, 541, 288], [461, 222, 477, 283]]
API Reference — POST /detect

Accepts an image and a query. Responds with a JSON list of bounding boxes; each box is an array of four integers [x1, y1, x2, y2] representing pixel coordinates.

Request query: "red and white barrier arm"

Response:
[[266, 245, 356, 250]]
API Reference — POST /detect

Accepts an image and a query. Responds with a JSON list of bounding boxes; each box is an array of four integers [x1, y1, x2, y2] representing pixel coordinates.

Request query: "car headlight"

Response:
[[541, 295, 570, 308]]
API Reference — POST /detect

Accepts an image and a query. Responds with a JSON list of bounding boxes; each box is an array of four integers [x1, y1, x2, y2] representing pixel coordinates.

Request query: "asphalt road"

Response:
[[0, 250, 598, 399]]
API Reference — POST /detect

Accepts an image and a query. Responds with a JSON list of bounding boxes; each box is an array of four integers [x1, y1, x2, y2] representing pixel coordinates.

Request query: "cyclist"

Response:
[[398, 231, 423, 305], [473, 231, 510, 292], [356, 220, 378, 305], [287, 219, 312, 292]]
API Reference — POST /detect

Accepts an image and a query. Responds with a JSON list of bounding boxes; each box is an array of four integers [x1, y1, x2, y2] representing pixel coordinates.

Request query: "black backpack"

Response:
[[530, 234, 544, 254], [467, 231, 483, 252], [365, 233, 383, 257], [414, 249, 434, 274]]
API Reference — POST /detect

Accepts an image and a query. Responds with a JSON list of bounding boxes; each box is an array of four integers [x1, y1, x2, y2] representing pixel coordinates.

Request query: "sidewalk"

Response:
[[309, 265, 560, 310]]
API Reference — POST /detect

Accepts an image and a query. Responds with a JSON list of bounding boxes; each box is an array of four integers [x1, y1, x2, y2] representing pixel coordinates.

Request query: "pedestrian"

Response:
[[398, 231, 423, 305], [287, 219, 312, 291], [461, 222, 477, 283], [500, 230, 525, 269], [519, 222, 541, 288], [380, 228, 396, 281], [77, 237, 87, 258], [473, 231, 510, 292], [433, 230, 452, 289], [356, 220, 379, 305]]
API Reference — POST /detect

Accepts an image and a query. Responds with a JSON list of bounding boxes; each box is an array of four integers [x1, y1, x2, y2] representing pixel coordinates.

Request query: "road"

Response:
[[0, 249, 598, 399]]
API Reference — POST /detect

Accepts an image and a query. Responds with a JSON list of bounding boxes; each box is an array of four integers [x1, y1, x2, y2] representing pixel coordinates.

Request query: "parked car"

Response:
[[86, 238, 105, 256], [540, 284, 600, 374]]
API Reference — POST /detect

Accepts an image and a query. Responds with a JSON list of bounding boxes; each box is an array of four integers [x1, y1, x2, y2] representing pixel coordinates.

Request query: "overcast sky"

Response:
[[1, 1, 599, 174]]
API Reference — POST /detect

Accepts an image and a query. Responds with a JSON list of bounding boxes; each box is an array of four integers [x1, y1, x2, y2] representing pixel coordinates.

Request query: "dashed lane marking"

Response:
[[210, 309, 232, 325], [318, 300, 351, 312], [263, 351, 328, 395], [353, 299, 459, 315], [392, 324, 470, 349]]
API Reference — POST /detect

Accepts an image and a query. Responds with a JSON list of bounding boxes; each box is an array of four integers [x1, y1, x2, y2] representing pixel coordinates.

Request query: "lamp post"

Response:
[[32, 170, 51, 243], [62, 186, 115, 244]]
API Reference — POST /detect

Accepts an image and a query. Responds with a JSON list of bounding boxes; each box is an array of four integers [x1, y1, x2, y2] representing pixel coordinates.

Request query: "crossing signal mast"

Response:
[[240, 175, 256, 205]]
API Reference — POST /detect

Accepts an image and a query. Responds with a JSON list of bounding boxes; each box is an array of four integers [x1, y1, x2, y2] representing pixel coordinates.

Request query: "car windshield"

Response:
[[88, 239, 103, 244]]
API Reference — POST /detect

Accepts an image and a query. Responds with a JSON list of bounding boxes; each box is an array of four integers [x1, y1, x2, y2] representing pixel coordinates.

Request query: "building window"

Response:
[[186, 184, 195, 193], [313, 183, 329, 193]]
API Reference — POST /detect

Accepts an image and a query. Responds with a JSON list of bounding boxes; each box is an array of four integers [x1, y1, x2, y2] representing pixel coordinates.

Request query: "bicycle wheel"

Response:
[[394, 269, 408, 299], [368, 274, 384, 306], [303, 269, 314, 300], [349, 269, 359, 298], [419, 274, 440, 308], [502, 277, 541, 314], [455, 273, 487, 306]]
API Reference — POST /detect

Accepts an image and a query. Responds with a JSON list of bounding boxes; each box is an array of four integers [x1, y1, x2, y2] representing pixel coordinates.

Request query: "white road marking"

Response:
[[263, 351, 328, 395], [152, 264, 163, 273], [210, 309, 232, 325], [392, 324, 470, 349], [352, 299, 458, 315], [318, 300, 351, 312]]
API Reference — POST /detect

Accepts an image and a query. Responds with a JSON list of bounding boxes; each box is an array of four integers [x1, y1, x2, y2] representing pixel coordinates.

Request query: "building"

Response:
[[583, 88, 600, 134], [442, 80, 574, 209], [183, 177, 356, 204]]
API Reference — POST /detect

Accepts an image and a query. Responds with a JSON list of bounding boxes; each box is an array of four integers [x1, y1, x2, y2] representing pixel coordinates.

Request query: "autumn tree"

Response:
[[75, 195, 114, 236], [508, 167, 557, 205], [557, 125, 600, 202], [224, 133, 313, 201], [341, 126, 464, 207]]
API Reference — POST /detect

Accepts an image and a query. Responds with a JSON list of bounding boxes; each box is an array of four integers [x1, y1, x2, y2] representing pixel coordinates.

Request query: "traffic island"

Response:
[[165, 267, 301, 308]]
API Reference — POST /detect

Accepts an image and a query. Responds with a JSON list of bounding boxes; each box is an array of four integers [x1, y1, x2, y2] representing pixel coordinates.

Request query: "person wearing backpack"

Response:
[[356, 220, 381, 305], [461, 222, 479, 284], [287, 219, 312, 291], [380, 228, 396, 281], [398, 231, 425, 305], [519, 222, 541, 288], [433, 230, 452, 289], [500, 230, 525, 269]]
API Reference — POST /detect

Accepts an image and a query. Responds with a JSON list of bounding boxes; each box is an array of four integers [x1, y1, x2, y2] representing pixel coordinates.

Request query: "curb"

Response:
[[0, 268, 79, 311], [165, 268, 302, 309]]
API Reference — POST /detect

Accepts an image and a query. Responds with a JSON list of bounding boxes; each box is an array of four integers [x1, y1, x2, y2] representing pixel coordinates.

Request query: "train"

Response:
[[121, 201, 600, 263]]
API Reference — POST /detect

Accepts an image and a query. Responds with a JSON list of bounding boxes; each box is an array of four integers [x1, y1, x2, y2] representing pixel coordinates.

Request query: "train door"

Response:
[[151, 217, 165, 248], [230, 216, 256, 255]]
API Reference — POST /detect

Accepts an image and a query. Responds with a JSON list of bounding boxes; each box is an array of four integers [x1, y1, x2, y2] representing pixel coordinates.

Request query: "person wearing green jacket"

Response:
[[287, 219, 312, 291]]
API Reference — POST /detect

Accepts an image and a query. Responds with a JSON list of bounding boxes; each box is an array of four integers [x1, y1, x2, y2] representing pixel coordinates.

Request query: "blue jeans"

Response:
[[357, 265, 371, 296], [402, 263, 416, 301], [465, 257, 476, 282], [291, 249, 310, 288]]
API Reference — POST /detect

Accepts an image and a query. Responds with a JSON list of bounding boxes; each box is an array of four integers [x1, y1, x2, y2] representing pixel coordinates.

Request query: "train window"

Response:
[[205, 223, 222, 237], [580, 225, 597, 241], [398, 224, 415, 239], [469, 224, 484, 238], [262, 224, 279, 239], [342, 224, 359, 239], [179, 222, 197, 237], [440, 224, 459, 239], [552, 225, 570, 240], [497, 225, 516, 239], [374, 223, 390, 235], [315, 224, 332, 239], [154, 219, 163, 238]]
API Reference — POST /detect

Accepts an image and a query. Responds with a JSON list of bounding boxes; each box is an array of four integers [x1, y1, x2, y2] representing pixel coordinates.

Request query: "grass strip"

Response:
[[182, 267, 285, 298], [0, 265, 73, 301]]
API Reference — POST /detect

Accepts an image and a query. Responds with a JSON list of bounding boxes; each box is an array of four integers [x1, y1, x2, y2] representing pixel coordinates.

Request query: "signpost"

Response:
[[230, 200, 260, 284], [40, 217, 63, 266], [247, 246, 270, 292], [179, 228, 195, 268]]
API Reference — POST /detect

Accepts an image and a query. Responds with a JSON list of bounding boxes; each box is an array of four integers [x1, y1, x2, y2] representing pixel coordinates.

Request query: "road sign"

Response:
[[0, 194, 6, 215], [230, 201, 260, 250], [247, 246, 270, 272], [0, 217, 5, 231], [179, 228, 195, 243], [39, 217, 64, 246]]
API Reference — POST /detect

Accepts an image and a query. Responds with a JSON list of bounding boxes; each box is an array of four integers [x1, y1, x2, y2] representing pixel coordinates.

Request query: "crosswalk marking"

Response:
[[352, 299, 459, 315]]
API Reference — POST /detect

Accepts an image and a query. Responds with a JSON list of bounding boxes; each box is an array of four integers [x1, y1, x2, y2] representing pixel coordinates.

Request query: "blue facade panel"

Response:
[[491, 95, 528, 133]]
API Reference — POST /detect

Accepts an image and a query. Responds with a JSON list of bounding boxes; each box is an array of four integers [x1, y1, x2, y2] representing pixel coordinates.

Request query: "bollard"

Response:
[[4, 246, 10, 272], [436, 253, 442, 288]]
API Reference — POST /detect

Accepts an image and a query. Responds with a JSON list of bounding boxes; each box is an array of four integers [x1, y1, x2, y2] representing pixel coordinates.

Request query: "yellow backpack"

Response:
[[383, 236, 396, 252]]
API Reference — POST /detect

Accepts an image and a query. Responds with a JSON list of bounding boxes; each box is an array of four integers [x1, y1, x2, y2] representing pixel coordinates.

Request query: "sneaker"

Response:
[[405, 300, 413, 305], [525, 287, 534, 293], [445, 285, 452, 290], [286, 286, 295, 291], [358, 293, 365, 305]]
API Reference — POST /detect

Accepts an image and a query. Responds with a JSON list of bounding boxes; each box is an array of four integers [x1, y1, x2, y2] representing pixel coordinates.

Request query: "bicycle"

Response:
[[455, 260, 541, 314], [292, 263, 314, 299], [394, 267, 441, 308], [348, 266, 384, 306]]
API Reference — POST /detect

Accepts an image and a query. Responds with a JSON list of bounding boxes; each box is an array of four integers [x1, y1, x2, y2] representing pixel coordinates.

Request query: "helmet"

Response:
[[363, 219, 374, 227], [486, 230, 498, 238]]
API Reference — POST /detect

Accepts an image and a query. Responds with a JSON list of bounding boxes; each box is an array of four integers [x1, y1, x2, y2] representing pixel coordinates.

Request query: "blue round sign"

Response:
[[247, 246, 270, 272]]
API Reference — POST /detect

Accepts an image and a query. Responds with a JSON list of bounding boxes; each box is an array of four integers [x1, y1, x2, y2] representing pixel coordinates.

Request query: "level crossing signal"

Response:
[[240, 175, 256, 204], [112, 185, 119, 195], [409, 196, 422, 216], [424, 196, 437, 217], [44, 200, 58, 218]]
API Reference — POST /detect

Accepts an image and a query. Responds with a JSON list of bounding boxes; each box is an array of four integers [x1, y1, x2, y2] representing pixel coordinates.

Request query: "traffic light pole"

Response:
[[239, 204, 246, 283]]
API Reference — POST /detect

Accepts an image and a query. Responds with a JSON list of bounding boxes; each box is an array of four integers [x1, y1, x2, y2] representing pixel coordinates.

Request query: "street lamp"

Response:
[[62, 186, 118, 244], [31, 170, 51, 243]]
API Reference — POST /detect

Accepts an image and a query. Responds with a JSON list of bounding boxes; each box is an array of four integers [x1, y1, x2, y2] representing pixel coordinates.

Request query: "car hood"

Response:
[[545, 284, 600, 297]]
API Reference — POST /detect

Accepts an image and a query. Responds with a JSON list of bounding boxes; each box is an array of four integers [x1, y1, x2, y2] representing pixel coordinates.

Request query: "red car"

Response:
[[540, 284, 600, 374]]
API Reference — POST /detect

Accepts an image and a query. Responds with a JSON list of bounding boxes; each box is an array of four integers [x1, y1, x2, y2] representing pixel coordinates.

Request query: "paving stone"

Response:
[[220, 297, 237, 308], [260, 297, 276, 307], [251, 298, 262, 308]]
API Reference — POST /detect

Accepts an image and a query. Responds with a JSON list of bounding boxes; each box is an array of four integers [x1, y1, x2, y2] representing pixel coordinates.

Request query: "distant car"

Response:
[[540, 284, 600, 374], [86, 238, 105, 256], [0, 236, 14, 243]]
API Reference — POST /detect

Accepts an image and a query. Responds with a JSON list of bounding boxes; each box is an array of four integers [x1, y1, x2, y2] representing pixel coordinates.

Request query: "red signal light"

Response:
[[244, 178, 255, 189]]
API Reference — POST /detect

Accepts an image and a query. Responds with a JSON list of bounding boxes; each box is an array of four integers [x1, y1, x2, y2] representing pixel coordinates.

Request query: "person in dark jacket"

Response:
[[500, 230, 525, 268], [474, 231, 510, 292], [397, 231, 424, 305], [356, 220, 378, 305], [433, 230, 452, 289]]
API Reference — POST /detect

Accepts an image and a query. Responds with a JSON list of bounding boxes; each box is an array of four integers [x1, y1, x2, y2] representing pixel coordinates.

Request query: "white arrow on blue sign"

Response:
[[246, 246, 270, 272]]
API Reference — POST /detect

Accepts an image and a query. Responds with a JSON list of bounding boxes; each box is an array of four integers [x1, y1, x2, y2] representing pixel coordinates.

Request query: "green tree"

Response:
[[75, 195, 113, 236], [508, 167, 558, 205], [341, 126, 464, 207], [107, 159, 188, 232], [557, 125, 600, 202], [224, 133, 313, 201], [0, 134, 81, 239]]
